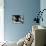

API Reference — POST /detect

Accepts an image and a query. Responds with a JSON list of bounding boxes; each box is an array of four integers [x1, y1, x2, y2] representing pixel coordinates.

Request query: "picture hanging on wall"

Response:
[[12, 15, 24, 24]]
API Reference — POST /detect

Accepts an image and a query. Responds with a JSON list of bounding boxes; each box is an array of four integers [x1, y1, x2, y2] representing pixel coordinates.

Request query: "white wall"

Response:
[[40, 0, 46, 27], [0, 0, 4, 42]]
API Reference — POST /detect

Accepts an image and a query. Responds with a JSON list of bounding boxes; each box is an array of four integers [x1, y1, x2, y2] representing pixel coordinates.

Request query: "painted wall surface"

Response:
[[0, 0, 4, 42], [4, 0, 40, 42], [40, 0, 46, 27]]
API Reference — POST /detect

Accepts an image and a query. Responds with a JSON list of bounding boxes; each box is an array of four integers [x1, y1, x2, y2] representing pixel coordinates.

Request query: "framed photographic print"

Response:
[[12, 15, 24, 24]]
